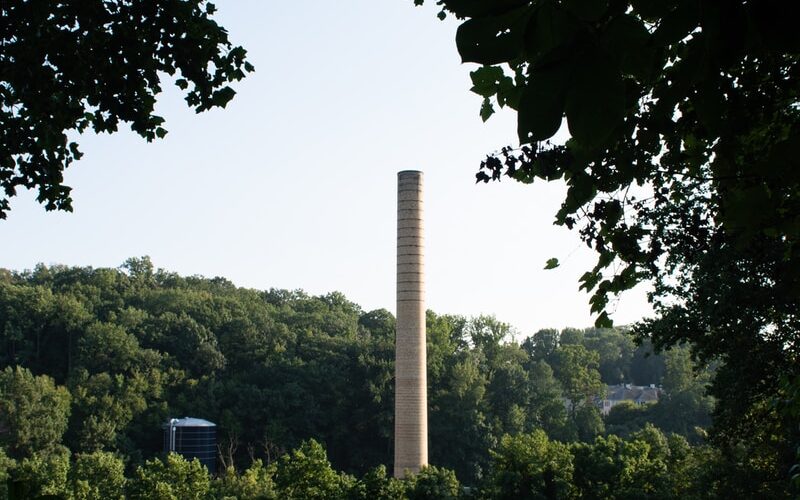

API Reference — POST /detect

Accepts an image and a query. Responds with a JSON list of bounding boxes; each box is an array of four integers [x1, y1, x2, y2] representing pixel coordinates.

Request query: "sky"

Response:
[[0, 0, 653, 336]]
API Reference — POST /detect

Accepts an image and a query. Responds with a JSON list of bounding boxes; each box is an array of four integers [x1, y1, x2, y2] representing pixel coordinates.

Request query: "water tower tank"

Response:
[[163, 417, 217, 474]]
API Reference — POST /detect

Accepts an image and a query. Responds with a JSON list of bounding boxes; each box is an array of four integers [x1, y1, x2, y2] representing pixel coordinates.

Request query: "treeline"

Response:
[[0, 427, 728, 499], [0, 259, 787, 498]]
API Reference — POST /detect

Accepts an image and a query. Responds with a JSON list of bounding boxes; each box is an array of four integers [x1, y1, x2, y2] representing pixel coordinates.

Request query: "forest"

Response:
[[1, 258, 789, 499]]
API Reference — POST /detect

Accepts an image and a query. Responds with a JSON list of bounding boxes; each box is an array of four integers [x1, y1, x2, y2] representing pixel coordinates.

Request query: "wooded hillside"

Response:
[[0, 258, 788, 498]]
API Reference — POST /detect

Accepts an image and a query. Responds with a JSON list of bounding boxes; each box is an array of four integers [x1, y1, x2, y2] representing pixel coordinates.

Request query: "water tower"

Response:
[[163, 417, 217, 474]]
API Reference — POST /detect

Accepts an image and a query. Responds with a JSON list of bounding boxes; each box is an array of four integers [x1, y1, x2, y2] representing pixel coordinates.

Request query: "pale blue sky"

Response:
[[0, 0, 652, 335]]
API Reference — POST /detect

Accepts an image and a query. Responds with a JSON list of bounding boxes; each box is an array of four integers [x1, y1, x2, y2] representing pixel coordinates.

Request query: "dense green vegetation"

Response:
[[2, 258, 788, 498], [411, 0, 800, 496], [0, 1, 253, 218]]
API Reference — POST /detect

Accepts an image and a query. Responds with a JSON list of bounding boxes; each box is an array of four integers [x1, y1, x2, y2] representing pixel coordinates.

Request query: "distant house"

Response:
[[598, 384, 661, 416]]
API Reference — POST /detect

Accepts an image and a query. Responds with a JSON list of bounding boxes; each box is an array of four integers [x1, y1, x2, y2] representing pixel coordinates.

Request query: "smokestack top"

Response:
[[398, 170, 423, 177]]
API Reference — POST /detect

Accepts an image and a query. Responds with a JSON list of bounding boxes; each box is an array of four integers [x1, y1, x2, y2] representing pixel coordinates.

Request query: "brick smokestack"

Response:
[[394, 170, 428, 477]]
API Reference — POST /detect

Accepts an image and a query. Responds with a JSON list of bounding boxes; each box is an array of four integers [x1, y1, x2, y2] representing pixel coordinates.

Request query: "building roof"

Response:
[[605, 384, 660, 403]]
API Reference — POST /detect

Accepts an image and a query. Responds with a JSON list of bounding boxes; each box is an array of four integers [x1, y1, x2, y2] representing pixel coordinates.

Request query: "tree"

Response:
[[628, 341, 664, 387], [573, 406, 604, 443], [551, 345, 602, 418], [467, 315, 515, 351], [128, 453, 211, 500], [213, 460, 277, 500], [581, 328, 634, 385], [350, 465, 406, 500], [66, 369, 151, 452], [644, 347, 713, 441], [358, 309, 396, 341], [522, 328, 559, 364], [427, 313, 492, 483], [76, 322, 142, 374], [604, 401, 651, 439], [660, 347, 694, 395], [571, 435, 666, 500], [70, 451, 127, 500], [484, 343, 530, 437], [0, 447, 14, 500], [0, 283, 56, 370], [406, 465, 462, 500], [414, 0, 799, 491], [272, 439, 352, 500], [11, 446, 71, 499], [0, 366, 71, 459], [523, 360, 567, 438], [549, 344, 605, 442], [416, 0, 798, 325], [0, 0, 253, 217], [484, 430, 575, 500]]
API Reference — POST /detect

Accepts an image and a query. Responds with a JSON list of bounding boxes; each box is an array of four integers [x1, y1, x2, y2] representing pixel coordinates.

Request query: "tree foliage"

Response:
[[70, 451, 127, 500], [0, 259, 780, 496], [11, 445, 71, 499], [484, 430, 575, 500], [129, 453, 211, 500], [0, 0, 253, 217], [0, 366, 71, 459], [414, 0, 799, 491], [349, 465, 406, 500], [272, 439, 352, 500], [405, 465, 462, 500], [415, 0, 798, 323]]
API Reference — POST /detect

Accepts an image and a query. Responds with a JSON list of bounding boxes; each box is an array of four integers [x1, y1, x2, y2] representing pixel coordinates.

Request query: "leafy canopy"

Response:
[[414, 0, 799, 490], [0, 0, 253, 218], [414, 0, 799, 328]]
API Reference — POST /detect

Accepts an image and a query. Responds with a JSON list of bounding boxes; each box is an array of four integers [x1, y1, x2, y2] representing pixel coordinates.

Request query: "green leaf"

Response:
[[442, 0, 530, 19], [456, 7, 531, 65], [589, 283, 610, 313], [750, 0, 800, 53], [545, 258, 560, 269], [211, 86, 236, 107], [610, 265, 640, 291], [603, 14, 654, 79], [517, 64, 568, 143], [469, 66, 505, 98], [68, 142, 82, 160], [565, 51, 625, 151], [579, 271, 601, 291], [721, 184, 772, 233], [652, 0, 699, 47], [630, 0, 674, 21], [561, 172, 597, 215], [480, 97, 495, 122], [496, 75, 522, 109], [594, 311, 613, 328], [564, 0, 608, 22], [596, 250, 614, 269], [692, 83, 725, 133], [524, 2, 580, 63]]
